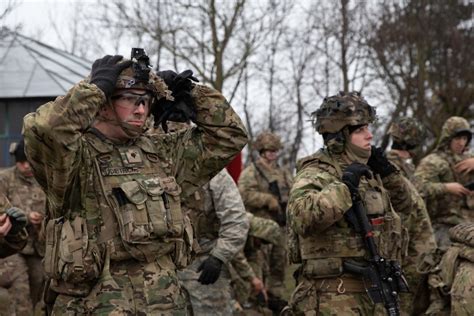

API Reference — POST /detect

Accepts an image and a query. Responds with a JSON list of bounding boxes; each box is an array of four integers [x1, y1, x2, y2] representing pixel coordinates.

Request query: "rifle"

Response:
[[254, 163, 287, 226], [344, 198, 409, 316], [268, 180, 287, 226]]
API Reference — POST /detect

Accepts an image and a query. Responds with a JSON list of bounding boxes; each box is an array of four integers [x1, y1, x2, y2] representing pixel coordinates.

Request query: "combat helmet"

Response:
[[253, 131, 282, 152], [114, 48, 172, 101], [311, 91, 376, 135], [389, 117, 424, 150], [437, 116, 472, 150]]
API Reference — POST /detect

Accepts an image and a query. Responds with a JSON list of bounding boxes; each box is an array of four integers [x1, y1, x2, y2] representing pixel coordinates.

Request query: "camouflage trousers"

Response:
[[51, 255, 189, 315], [451, 261, 474, 316], [178, 255, 233, 316], [23, 254, 46, 311], [284, 277, 387, 316], [0, 254, 33, 316], [433, 223, 453, 251]]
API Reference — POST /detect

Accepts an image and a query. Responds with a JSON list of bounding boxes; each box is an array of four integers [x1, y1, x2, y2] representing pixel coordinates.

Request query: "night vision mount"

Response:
[[131, 48, 151, 83]]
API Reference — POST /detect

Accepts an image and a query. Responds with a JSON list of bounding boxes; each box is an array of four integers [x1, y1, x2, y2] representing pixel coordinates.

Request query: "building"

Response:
[[0, 27, 91, 167]]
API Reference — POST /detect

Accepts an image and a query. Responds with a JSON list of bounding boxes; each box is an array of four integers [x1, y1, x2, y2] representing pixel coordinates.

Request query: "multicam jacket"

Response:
[[238, 158, 293, 220], [22, 81, 247, 292], [0, 167, 46, 256], [287, 148, 415, 278]]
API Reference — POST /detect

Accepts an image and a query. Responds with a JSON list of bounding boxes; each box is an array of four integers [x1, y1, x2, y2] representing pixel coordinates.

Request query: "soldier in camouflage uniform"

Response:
[[415, 116, 473, 250], [23, 52, 248, 314], [0, 138, 47, 311], [0, 193, 30, 315], [387, 117, 438, 315], [425, 223, 474, 315], [229, 212, 283, 315], [178, 168, 249, 315], [284, 91, 416, 315], [239, 131, 293, 311]]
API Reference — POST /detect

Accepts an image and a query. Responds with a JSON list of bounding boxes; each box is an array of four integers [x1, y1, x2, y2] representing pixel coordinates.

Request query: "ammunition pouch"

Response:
[[44, 216, 103, 296], [302, 258, 343, 279]]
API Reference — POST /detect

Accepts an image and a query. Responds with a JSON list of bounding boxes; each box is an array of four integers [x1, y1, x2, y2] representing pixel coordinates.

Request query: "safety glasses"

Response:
[[111, 92, 153, 109]]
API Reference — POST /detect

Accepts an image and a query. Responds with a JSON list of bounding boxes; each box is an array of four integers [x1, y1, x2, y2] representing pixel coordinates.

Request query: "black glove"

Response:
[[342, 163, 372, 200], [367, 146, 397, 178], [153, 70, 199, 131], [5, 207, 27, 235], [197, 255, 223, 285], [90, 55, 133, 97]]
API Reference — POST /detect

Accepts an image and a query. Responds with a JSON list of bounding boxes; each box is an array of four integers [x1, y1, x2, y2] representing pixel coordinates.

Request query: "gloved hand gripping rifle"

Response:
[[343, 197, 409, 316]]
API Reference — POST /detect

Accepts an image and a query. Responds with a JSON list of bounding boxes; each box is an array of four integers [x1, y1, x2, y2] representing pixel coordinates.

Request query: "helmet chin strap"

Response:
[[97, 102, 148, 140]]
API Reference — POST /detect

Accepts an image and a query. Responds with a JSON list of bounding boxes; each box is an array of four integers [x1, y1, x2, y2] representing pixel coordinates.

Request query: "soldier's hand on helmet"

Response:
[[5, 207, 27, 235], [197, 255, 223, 285], [28, 211, 44, 226], [90, 55, 133, 98], [367, 146, 397, 177], [153, 70, 199, 131], [0, 214, 12, 237], [445, 182, 472, 196], [455, 158, 474, 176], [342, 163, 372, 200]]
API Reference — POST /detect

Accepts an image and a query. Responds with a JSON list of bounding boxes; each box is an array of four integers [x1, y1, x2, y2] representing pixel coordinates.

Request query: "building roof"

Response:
[[0, 28, 91, 98]]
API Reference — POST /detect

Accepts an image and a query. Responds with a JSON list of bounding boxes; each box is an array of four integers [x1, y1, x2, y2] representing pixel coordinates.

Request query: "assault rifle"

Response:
[[344, 198, 409, 316], [268, 180, 287, 226]]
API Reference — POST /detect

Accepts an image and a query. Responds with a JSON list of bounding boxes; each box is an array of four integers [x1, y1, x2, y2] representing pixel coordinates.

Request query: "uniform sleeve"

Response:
[[171, 84, 248, 197], [238, 166, 274, 209], [208, 170, 249, 263], [22, 82, 105, 217], [287, 167, 352, 237], [230, 250, 257, 281], [414, 155, 449, 199]]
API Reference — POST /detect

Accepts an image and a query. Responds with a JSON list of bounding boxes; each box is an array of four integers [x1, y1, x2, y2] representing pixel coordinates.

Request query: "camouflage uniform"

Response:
[[415, 117, 473, 250], [285, 92, 412, 315], [23, 55, 248, 315], [387, 117, 438, 315], [0, 164, 47, 310], [229, 212, 283, 315], [239, 132, 293, 302], [425, 223, 474, 315], [178, 169, 249, 315], [0, 194, 31, 315]]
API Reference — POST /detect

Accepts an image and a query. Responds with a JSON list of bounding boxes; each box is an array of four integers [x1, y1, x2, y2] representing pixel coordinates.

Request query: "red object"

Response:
[[226, 152, 243, 184], [370, 217, 385, 226]]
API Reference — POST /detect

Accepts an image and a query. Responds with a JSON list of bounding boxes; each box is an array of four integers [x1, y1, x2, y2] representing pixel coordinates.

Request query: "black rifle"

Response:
[[344, 199, 409, 316], [268, 180, 287, 226]]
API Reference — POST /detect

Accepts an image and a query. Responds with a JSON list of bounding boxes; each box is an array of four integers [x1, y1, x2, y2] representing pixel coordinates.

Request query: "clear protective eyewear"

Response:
[[111, 92, 153, 109]]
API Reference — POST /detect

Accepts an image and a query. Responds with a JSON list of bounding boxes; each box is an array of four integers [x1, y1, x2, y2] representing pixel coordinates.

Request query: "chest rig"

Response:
[[182, 186, 220, 242], [84, 132, 185, 263], [295, 150, 403, 278]]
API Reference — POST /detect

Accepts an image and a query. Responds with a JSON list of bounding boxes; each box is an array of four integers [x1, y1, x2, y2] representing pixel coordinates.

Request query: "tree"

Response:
[[368, 0, 474, 153]]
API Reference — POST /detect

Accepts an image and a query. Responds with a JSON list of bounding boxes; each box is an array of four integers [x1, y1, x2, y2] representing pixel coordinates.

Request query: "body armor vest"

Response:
[[82, 132, 186, 263], [295, 150, 403, 278], [183, 187, 220, 243]]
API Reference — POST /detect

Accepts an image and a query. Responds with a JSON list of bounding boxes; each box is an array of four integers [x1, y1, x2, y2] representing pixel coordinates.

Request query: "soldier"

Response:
[[230, 212, 284, 315], [284, 91, 415, 315], [425, 223, 474, 315], [415, 116, 473, 250], [387, 117, 438, 315], [178, 168, 249, 315], [22, 51, 247, 314], [0, 194, 28, 258], [0, 193, 30, 315], [0, 138, 47, 311], [238, 131, 293, 312]]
